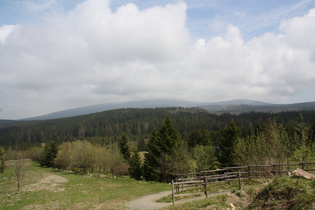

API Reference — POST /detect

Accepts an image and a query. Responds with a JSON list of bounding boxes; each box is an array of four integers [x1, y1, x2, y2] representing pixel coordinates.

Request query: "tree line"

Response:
[[1, 107, 315, 148], [1, 108, 315, 183]]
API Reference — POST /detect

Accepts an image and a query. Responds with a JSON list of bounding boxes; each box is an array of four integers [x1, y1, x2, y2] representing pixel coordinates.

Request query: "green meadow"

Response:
[[2, 160, 315, 209], [0, 160, 169, 209]]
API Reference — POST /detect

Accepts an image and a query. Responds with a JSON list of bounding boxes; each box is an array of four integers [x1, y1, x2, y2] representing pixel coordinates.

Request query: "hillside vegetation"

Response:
[[1, 108, 315, 183], [1, 107, 315, 148], [1, 107, 315, 209], [249, 176, 315, 209]]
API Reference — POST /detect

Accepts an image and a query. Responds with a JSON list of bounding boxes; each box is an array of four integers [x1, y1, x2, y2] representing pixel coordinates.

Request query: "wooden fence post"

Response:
[[238, 170, 241, 190], [204, 177, 208, 198], [272, 165, 275, 176], [175, 178, 180, 193], [247, 165, 251, 180], [171, 180, 175, 205]]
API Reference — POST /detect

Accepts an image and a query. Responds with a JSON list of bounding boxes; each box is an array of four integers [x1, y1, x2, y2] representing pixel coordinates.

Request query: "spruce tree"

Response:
[[129, 149, 143, 180], [143, 116, 180, 182], [119, 134, 143, 180], [40, 142, 58, 167], [119, 134, 131, 162], [143, 130, 161, 181], [218, 120, 241, 167], [137, 136, 146, 151], [188, 129, 212, 148]]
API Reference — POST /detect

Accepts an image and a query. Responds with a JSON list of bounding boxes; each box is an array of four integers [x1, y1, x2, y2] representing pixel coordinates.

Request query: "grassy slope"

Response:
[[0, 161, 169, 209], [161, 180, 259, 210], [2, 161, 315, 210], [249, 176, 315, 209], [162, 176, 315, 209], [162, 195, 231, 210]]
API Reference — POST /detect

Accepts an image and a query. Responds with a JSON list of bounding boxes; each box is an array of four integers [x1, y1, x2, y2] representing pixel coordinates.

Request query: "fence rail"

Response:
[[171, 162, 315, 204]]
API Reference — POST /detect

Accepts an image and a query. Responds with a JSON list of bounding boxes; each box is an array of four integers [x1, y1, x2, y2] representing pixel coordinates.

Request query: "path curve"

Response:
[[125, 191, 172, 210], [125, 190, 231, 210]]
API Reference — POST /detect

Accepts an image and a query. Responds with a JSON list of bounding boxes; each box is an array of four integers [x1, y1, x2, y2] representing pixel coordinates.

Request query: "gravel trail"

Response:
[[125, 190, 231, 209], [125, 191, 172, 210]]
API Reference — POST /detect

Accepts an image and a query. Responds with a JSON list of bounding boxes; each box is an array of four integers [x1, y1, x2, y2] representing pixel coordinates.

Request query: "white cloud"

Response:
[[0, 25, 19, 44], [280, 8, 315, 49], [0, 0, 315, 119], [183, 9, 315, 102]]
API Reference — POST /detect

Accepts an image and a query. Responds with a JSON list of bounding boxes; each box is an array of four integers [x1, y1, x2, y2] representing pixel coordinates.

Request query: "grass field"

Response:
[[2, 160, 314, 209], [0, 160, 169, 209], [0, 160, 264, 209]]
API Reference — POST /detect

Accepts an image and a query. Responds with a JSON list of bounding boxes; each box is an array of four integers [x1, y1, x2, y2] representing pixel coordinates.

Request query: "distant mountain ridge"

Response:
[[203, 99, 273, 106], [18, 99, 315, 121], [21, 99, 204, 121], [200, 100, 315, 115]]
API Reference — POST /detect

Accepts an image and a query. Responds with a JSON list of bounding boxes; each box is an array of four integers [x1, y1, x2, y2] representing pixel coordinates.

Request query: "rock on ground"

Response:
[[292, 168, 315, 180]]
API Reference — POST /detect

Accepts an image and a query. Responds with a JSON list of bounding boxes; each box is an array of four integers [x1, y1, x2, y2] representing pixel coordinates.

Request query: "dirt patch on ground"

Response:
[[21, 201, 61, 210], [226, 191, 251, 209], [23, 174, 68, 192], [5, 159, 32, 166]]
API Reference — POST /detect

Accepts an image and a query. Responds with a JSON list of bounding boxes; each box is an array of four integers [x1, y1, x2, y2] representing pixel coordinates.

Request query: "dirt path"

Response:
[[125, 191, 172, 210], [125, 190, 231, 209], [23, 174, 68, 192]]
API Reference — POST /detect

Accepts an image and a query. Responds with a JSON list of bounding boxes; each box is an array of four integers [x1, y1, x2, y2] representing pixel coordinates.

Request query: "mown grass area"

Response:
[[0, 160, 169, 209]]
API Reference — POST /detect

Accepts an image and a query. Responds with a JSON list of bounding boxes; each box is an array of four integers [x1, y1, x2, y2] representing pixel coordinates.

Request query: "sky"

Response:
[[1, 0, 315, 119]]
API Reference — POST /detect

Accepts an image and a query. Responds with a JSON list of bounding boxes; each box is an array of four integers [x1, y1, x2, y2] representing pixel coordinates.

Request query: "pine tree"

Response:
[[218, 120, 241, 167], [143, 130, 161, 181], [119, 134, 131, 162], [119, 134, 143, 180], [129, 149, 143, 180], [40, 142, 58, 167], [188, 129, 212, 148], [137, 136, 146, 151], [143, 116, 180, 182]]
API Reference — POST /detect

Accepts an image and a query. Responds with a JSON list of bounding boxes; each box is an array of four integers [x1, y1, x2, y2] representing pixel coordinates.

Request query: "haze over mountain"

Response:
[[20, 99, 200, 120], [19, 99, 315, 121]]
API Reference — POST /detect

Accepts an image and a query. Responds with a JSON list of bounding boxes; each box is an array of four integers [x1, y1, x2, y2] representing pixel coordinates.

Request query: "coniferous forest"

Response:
[[1, 107, 315, 182]]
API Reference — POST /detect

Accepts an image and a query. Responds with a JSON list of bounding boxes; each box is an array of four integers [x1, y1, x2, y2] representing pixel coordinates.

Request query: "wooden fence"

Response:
[[171, 162, 315, 204]]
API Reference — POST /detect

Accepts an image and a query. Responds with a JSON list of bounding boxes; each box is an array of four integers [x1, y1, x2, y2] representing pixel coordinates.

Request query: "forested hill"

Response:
[[15, 99, 315, 121], [200, 101, 315, 114], [1, 107, 315, 148]]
